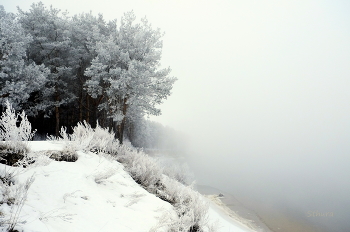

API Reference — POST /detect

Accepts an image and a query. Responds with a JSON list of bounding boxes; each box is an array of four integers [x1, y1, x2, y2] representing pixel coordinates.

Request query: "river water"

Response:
[[186, 153, 350, 232], [152, 149, 350, 232]]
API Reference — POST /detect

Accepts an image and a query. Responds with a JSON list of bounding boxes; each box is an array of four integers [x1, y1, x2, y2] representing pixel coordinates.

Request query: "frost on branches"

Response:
[[0, 101, 36, 144], [0, 4, 177, 145], [0, 6, 48, 111], [85, 11, 177, 143], [0, 101, 36, 166]]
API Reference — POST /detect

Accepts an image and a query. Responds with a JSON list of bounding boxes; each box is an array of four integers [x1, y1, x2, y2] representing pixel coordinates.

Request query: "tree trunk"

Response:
[[116, 98, 128, 144], [86, 94, 90, 124], [79, 91, 83, 122], [55, 106, 60, 136], [117, 118, 125, 144], [54, 80, 61, 136]]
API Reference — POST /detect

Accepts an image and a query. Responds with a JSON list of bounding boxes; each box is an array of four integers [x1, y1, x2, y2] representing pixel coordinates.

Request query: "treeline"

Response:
[[130, 119, 188, 155], [0, 2, 176, 144]]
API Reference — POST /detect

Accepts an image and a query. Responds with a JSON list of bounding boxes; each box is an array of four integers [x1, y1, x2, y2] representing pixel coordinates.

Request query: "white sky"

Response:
[[3, 0, 350, 134], [3, 0, 350, 207]]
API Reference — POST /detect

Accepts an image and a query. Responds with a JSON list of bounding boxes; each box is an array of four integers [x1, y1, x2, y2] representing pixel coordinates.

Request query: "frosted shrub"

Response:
[[0, 172, 16, 206], [59, 127, 71, 142], [50, 121, 117, 154], [0, 169, 35, 231], [6, 174, 35, 231], [179, 190, 210, 231], [151, 177, 210, 232], [0, 101, 35, 166], [47, 126, 70, 142], [48, 121, 93, 151], [0, 143, 29, 166], [164, 178, 209, 230], [71, 121, 93, 140], [117, 148, 163, 193], [69, 121, 94, 151], [158, 177, 184, 204], [89, 123, 116, 154], [0, 101, 36, 143], [113, 143, 135, 156], [47, 120, 212, 231], [115, 145, 212, 231]]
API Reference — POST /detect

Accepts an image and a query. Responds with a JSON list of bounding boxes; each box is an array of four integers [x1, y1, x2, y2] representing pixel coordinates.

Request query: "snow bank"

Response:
[[0, 141, 257, 232], [1, 142, 173, 231]]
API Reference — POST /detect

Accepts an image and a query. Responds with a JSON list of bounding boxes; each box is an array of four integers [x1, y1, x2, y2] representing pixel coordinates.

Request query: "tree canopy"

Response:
[[0, 2, 176, 144]]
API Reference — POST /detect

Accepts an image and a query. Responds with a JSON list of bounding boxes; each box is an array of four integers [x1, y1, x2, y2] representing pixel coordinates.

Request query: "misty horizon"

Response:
[[3, 0, 350, 231]]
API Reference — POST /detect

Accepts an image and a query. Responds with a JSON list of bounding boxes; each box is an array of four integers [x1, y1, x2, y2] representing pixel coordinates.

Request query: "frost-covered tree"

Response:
[[69, 12, 116, 124], [0, 6, 48, 112], [18, 2, 75, 135], [85, 11, 176, 143], [0, 3, 176, 138]]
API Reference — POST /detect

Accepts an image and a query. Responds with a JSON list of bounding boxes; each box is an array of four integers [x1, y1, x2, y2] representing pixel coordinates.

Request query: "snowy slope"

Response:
[[0, 141, 257, 232]]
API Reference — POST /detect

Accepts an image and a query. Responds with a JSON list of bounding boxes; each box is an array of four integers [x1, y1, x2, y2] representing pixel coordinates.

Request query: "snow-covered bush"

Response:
[[0, 101, 36, 166], [0, 143, 29, 166], [0, 168, 35, 231], [47, 122, 91, 151], [6, 174, 35, 231], [150, 177, 211, 232], [48, 120, 212, 231], [49, 121, 117, 154], [0, 101, 36, 143], [88, 122, 116, 154], [67, 121, 94, 151], [117, 149, 163, 193], [116, 146, 211, 231], [158, 177, 210, 231], [0, 172, 16, 206]]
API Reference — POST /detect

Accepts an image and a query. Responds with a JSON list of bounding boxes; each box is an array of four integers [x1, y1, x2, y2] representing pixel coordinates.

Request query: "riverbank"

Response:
[[196, 185, 273, 232], [195, 185, 325, 232]]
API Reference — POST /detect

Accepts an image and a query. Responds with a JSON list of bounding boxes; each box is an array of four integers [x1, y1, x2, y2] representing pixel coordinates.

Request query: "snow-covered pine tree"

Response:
[[18, 3, 76, 135], [0, 6, 48, 113], [69, 12, 116, 125], [85, 11, 176, 143]]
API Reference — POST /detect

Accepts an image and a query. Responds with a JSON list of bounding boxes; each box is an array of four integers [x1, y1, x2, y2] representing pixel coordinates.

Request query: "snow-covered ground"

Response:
[[0, 141, 257, 232]]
